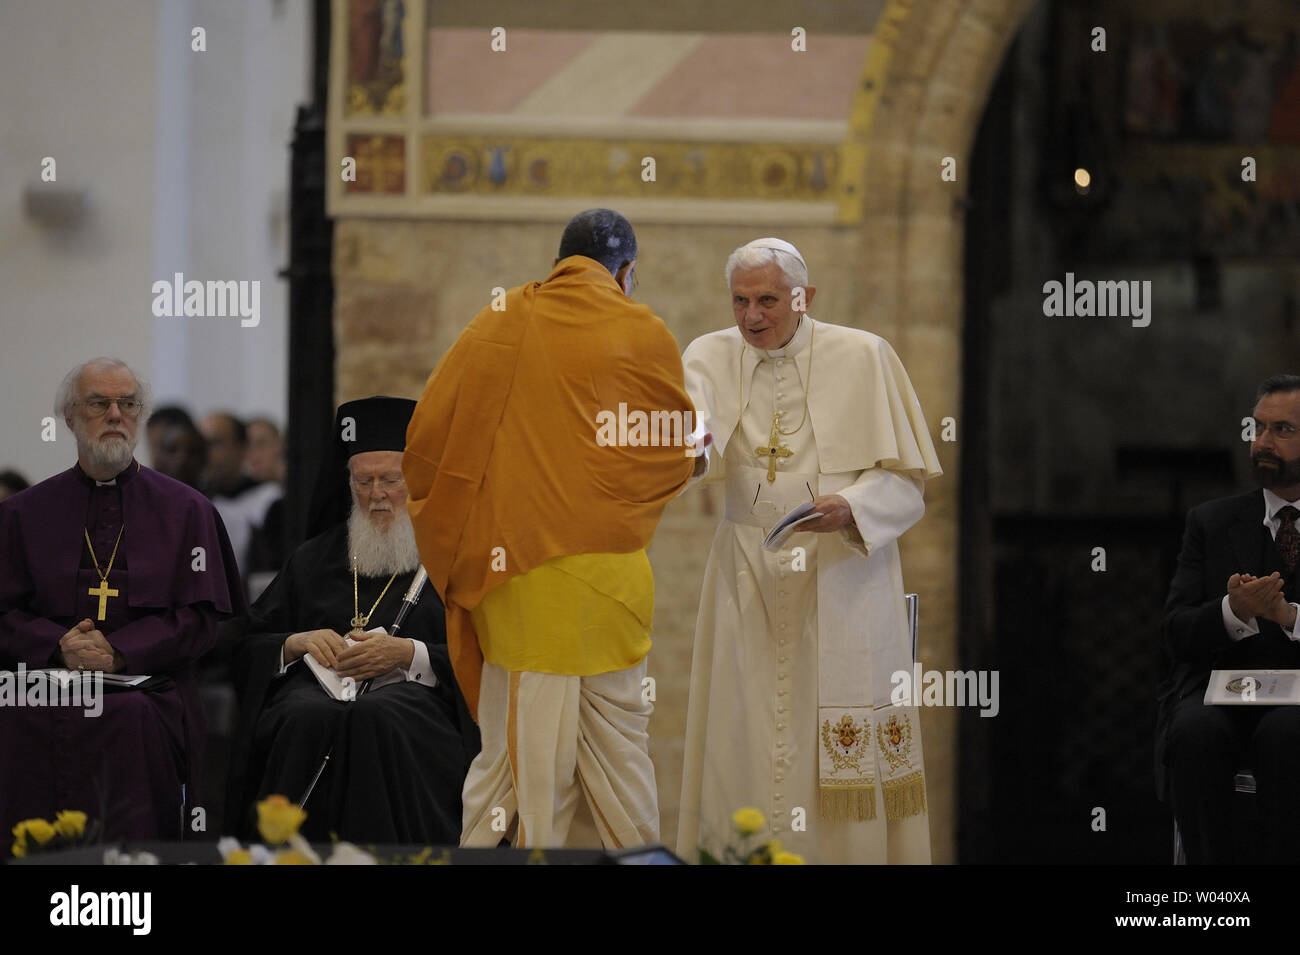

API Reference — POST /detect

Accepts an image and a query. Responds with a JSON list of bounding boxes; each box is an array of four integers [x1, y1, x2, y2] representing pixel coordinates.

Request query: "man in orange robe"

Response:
[[404, 209, 708, 850]]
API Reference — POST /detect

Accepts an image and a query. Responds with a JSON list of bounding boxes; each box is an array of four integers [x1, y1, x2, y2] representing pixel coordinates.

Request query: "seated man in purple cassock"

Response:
[[0, 357, 243, 849]]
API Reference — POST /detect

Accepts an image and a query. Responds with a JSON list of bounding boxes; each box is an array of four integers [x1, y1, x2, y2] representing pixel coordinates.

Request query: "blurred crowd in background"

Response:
[[1, 409, 286, 603]]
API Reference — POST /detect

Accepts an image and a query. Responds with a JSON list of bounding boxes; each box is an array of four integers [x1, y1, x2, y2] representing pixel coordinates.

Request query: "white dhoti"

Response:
[[460, 659, 659, 850]]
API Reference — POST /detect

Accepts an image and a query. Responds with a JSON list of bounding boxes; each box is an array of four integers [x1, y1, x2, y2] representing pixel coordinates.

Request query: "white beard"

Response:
[[80, 434, 134, 476], [348, 501, 421, 578]]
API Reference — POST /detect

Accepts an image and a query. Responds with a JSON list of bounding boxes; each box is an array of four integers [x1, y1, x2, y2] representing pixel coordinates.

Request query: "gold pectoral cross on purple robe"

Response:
[[755, 414, 793, 483], [88, 578, 119, 621]]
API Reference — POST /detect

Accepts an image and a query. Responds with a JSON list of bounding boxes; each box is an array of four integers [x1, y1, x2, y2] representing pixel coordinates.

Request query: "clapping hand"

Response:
[[1227, 573, 1293, 626], [1231, 572, 1300, 629]]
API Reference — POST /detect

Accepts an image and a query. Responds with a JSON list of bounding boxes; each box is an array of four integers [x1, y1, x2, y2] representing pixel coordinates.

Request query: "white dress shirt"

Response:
[[1220, 487, 1300, 642]]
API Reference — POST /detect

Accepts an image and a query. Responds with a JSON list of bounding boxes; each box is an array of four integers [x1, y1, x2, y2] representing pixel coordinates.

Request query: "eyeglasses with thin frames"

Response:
[[350, 474, 405, 493], [78, 397, 143, 418], [1255, 421, 1300, 439]]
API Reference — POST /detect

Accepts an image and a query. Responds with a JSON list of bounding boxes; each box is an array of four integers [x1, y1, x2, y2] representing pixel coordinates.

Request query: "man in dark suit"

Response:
[[1160, 374, 1300, 864]]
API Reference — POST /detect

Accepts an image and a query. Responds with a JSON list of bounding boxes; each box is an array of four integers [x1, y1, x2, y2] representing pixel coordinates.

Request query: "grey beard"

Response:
[[348, 504, 421, 578], [81, 435, 134, 476]]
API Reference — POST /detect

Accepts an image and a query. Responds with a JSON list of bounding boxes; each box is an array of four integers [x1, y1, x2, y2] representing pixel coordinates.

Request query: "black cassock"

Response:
[[225, 523, 479, 844]]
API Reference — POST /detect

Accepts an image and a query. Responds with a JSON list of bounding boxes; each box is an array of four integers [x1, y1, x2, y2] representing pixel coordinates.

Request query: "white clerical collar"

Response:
[[95, 479, 117, 486], [756, 315, 812, 361]]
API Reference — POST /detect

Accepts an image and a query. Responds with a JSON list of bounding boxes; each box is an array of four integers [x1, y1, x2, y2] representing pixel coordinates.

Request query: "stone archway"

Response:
[[845, 0, 1037, 863]]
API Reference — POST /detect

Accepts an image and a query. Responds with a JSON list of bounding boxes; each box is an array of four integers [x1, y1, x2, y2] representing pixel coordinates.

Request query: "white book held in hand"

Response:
[[762, 501, 824, 552]]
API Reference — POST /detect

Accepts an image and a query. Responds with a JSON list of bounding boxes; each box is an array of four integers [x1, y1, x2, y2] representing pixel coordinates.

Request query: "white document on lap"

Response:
[[1204, 669, 1300, 705], [302, 627, 405, 701]]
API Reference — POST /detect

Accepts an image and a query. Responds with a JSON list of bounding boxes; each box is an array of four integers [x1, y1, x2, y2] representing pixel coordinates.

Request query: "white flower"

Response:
[[102, 847, 160, 865], [285, 832, 323, 865], [325, 842, 378, 865]]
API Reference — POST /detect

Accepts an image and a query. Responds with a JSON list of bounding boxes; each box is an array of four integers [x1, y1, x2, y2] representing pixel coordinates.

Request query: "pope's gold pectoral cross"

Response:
[[755, 413, 794, 483]]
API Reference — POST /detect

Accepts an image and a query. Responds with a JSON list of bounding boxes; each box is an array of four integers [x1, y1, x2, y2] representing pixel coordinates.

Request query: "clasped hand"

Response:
[[59, 618, 122, 672], [284, 628, 414, 680], [1227, 572, 1298, 629]]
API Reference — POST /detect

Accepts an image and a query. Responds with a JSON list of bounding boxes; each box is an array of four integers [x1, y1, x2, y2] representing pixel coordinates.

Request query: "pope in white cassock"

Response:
[[676, 238, 943, 865]]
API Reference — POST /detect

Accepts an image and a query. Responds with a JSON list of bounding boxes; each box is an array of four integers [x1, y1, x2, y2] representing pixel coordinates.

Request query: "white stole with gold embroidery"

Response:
[[816, 472, 927, 822]]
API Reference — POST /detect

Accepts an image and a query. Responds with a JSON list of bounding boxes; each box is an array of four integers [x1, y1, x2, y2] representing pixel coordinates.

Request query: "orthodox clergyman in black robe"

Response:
[[225, 397, 479, 844]]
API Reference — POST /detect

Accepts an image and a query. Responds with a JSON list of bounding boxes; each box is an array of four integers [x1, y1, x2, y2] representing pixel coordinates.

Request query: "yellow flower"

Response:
[[272, 849, 316, 865], [11, 818, 57, 857], [54, 810, 87, 840], [731, 807, 765, 836], [224, 849, 254, 865], [27, 819, 55, 845], [23, 818, 55, 845], [257, 795, 307, 845], [772, 850, 805, 865], [745, 840, 786, 865]]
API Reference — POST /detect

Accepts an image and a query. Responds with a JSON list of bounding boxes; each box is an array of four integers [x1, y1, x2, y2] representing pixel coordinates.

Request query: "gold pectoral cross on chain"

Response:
[[88, 578, 119, 622], [83, 526, 123, 622], [755, 413, 794, 483]]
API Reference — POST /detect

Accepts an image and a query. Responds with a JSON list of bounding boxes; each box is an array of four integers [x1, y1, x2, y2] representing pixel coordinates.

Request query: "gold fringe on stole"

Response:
[[883, 771, 927, 821], [819, 786, 876, 822]]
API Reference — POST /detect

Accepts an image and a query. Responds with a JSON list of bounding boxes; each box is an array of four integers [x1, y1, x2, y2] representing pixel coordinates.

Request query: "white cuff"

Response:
[[403, 640, 437, 687], [1220, 594, 1259, 642], [1284, 603, 1300, 642], [837, 471, 925, 558], [838, 518, 869, 558], [277, 644, 301, 675]]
